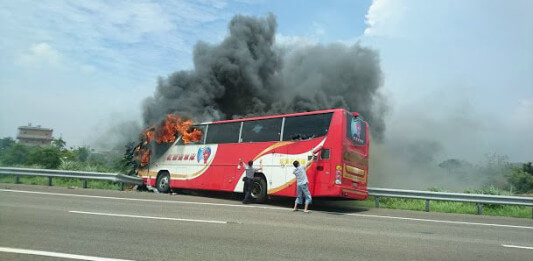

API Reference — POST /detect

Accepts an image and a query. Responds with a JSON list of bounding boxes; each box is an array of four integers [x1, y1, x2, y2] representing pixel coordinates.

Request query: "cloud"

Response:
[[364, 0, 405, 37], [15, 43, 61, 68], [0, 0, 255, 147], [275, 34, 318, 48]]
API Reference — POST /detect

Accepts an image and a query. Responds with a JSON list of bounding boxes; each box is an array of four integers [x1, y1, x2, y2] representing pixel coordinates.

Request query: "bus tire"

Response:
[[251, 176, 267, 203], [156, 171, 171, 193]]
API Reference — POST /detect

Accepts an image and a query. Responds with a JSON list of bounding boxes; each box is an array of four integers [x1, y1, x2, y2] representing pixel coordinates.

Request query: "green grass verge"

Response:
[[351, 196, 532, 219], [0, 175, 122, 190]]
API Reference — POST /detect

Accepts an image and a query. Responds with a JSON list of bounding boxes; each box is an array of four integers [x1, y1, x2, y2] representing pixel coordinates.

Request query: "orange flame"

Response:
[[140, 148, 150, 167], [136, 114, 203, 167], [154, 114, 202, 144]]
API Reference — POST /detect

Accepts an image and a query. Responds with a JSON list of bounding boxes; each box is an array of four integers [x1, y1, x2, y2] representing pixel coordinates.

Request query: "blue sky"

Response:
[[0, 0, 532, 162]]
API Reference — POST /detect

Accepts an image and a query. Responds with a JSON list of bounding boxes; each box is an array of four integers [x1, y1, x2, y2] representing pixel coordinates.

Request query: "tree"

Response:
[[28, 146, 61, 169], [74, 146, 90, 162], [0, 143, 30, 166], [505, 162, 533, 194], [0, 137, 15, 152], [523, 162, 533, 175], [52, 138, 66, 150]]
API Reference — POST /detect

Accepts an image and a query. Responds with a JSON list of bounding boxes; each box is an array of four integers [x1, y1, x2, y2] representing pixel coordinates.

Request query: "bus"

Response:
[[137, 108, 370, 202]]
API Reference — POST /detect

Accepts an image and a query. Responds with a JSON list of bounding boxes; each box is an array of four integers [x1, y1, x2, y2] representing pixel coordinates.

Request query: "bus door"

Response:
[[268, 144, 295, 197]]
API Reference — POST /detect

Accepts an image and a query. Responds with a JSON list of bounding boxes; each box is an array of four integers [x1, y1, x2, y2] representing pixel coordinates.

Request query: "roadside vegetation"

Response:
[[1, 136, 531, 218], [353, 195, 531, 219], [0, 137, 130, 190]]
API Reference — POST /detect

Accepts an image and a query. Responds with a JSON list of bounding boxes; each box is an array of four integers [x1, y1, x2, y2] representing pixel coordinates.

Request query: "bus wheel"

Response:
[[251, 177, 267, 203], [156, 171, 171, 193]]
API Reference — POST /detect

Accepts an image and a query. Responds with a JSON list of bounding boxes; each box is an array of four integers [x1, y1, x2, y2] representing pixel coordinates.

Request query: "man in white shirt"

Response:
[[239, 158, 262, 204], [292, 160, 312, 213]]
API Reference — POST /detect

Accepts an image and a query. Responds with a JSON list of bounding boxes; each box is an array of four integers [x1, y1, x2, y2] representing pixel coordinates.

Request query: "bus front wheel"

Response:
[[156, 171, 171, 193], [251, 177, 267, 203]]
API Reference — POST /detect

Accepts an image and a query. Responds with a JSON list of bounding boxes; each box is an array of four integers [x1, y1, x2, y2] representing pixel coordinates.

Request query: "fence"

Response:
[[0, 167, 142, 190], [368, 187, 533, 218], [1, 167, 532, 218]]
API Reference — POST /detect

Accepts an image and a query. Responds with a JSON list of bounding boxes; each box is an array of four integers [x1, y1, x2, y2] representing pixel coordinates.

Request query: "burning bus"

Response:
[[136, 108, 369, 202]]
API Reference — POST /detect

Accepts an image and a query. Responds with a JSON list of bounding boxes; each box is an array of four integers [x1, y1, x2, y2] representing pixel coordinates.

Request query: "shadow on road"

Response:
[[171, 188, 370, 214]]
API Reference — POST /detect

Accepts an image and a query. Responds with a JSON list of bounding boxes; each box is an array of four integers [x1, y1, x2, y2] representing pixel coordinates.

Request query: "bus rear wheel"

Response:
[[156, 172, 171, 193], [251, 177, 267, 203]]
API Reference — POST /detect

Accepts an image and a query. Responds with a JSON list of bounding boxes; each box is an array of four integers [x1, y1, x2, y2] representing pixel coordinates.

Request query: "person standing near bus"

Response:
[[292, 160, 312, 213], [239, 158, 262, 204]]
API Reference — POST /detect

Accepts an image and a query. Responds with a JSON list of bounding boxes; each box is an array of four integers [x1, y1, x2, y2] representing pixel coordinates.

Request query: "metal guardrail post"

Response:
[[83, 180, 88, 189], [375, 196, 380, 208], [48, 177, 53, 186], [425, 199, 430, 212], [120, 182, 125, 191], [15, 176, 20, 184], [477, 203, 483, 215]]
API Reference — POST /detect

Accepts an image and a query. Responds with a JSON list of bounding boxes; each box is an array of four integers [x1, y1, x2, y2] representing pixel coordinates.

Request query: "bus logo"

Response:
[[197, 147, 212, 164]]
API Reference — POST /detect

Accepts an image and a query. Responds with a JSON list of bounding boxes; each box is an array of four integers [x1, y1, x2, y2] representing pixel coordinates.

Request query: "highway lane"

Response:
[[1, 184, 532, 261]]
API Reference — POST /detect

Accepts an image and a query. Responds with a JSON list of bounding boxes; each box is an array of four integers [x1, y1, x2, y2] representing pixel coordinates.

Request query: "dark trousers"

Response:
[[243, 178, 253, 202]]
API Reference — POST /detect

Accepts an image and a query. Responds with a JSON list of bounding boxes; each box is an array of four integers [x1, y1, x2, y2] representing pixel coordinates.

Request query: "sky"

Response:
[[1, 0, 532, 163]]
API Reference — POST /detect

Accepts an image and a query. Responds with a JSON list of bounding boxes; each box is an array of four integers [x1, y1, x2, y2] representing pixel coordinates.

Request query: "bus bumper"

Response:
[[340, 187, 368, 200]]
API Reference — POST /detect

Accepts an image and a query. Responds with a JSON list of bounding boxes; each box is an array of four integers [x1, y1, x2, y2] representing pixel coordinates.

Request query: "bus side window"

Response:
[[241, 118, 282, 142], [205, 122, 241, 144], [176, 125, 206, 145], [282, 113, 333, 141]]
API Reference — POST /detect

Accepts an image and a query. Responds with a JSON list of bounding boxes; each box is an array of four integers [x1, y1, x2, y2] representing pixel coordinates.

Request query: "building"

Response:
[[16, 124, 54, 146]]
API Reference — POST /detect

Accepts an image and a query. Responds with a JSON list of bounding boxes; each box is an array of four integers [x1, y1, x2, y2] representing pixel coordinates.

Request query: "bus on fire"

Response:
[[137, 108, 369, 202]]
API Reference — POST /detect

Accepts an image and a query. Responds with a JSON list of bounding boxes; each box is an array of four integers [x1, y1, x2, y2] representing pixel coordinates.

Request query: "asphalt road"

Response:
[[1, 184, 532, 261]]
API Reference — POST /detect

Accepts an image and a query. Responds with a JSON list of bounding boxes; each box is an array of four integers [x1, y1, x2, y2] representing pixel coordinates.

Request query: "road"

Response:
[[1, 184, 532, 261]]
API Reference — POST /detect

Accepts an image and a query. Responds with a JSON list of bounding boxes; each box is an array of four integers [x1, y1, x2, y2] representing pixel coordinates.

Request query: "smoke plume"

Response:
[[143, 14, 387, 140]]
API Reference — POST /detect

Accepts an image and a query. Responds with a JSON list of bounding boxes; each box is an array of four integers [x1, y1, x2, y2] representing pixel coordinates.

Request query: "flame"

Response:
[[154, 115, 203, 144], [140, 148, 150, 167], [135, 114, 203, 167], [143, 129, 154, 143]]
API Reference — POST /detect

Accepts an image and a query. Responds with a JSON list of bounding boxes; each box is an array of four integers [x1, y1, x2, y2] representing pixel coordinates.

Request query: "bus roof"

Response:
[[204, 108, 361, 125]]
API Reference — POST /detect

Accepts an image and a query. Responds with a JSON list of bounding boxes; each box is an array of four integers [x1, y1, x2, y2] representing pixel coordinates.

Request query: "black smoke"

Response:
[[143, 14, 387, 140]]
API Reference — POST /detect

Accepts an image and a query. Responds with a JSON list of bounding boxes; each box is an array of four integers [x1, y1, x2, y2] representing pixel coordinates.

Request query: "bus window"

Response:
[[205, 122, 241, 144], [176, 125, 206, 145], [346, 113, 366, 145], [282, 113, 333, 141], [241, 118, 282, 142]]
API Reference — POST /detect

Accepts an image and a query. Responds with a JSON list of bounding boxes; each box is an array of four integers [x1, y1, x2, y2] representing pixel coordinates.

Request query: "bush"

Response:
[[464, 185, 505, 195], [28, 146, 61, 169], [506, 164, 533, 194], [0, 143, 30, 166]]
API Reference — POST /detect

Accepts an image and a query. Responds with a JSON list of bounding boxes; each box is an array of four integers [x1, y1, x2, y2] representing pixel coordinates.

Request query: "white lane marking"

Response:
[[341, 213, 533, 230], [502, 244, 533, 250], [0, 189, 285, 210], [69, 210, 227, 224], [2, 188, 533, 230], [0, 246, 134, 261]]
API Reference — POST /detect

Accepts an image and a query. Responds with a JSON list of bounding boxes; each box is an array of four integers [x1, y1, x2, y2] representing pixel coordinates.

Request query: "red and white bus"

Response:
[[138, 108, 370, 202]]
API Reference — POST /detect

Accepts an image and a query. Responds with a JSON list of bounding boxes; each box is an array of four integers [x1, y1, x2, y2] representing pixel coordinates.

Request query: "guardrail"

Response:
[[0, 167, 142, 190], [368, 187, 533, 218], [1, 167, 531, 218]]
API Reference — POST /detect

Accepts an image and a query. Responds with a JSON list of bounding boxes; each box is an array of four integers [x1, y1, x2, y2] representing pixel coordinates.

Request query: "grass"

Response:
[[0, 175, 122, 190], [351, 196, 532, 219]]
